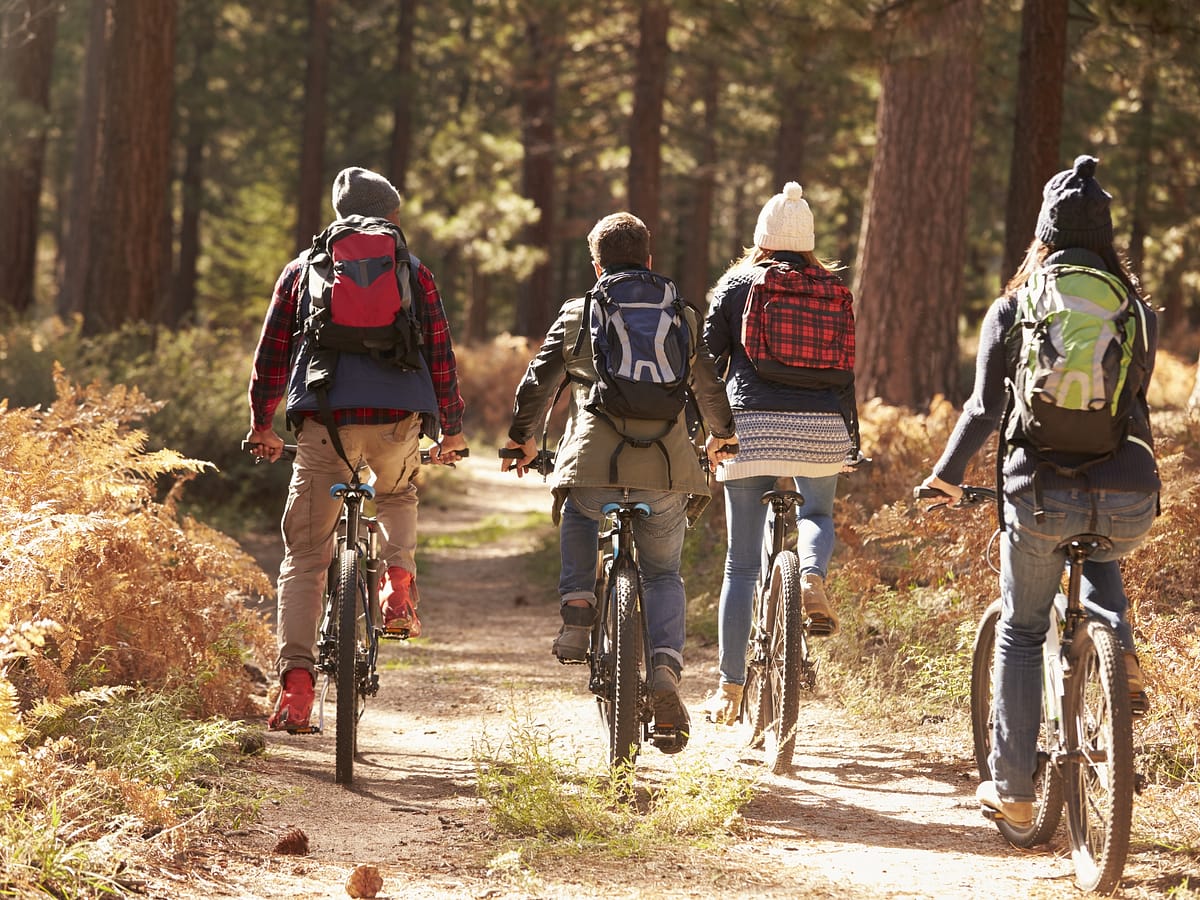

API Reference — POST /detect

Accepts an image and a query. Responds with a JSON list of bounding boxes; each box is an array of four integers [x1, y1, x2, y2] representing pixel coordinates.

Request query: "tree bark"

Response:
[[169, 1, 217, 328], [388, 0, 418, 194], [1001, 0, 1067, 282], [0, 0, 59, 315], [853, 0, 979, 408], [1127, 62, 1157, 279], [82, 0, 176, 335], [295, 0, 332, 252], [57, 0, 110, 320], [679, 63, 719, 310], [627, 0, 669, 239], [515, 7, 560, 338]]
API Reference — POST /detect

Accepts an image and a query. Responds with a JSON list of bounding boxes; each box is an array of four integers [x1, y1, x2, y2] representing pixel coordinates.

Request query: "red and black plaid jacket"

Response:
[[248, 256, 465, 434]]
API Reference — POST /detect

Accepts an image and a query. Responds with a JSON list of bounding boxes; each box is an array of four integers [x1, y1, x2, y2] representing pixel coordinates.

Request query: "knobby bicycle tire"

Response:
[[1064, 621, 1134, 894], [609, 557, 642, 769], [742, 557, 772, 750], [970, 599, 1063, 846], [759, 551, 802, 774], [334, 548, 360, 785]]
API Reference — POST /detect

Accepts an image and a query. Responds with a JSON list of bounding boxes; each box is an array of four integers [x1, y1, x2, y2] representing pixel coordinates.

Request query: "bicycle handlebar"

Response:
[[913, 484, 997, 508], [241, 440, 468, 465], [498, 447, 556, 477]]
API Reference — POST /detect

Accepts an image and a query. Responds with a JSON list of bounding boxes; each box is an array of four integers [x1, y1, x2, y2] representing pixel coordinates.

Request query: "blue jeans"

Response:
[[991, 488, 1156, 801], [717, 474, 839, 685], [558, 488, 689, 669]]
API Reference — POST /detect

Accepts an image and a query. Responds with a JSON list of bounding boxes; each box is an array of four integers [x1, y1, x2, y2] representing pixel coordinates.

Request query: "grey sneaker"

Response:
[[552, 603, 594, 664], [649, 659, 690, 754]]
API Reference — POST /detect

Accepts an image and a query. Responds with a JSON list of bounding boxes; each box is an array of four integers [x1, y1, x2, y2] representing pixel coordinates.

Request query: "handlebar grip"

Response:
[[498, 447, 526, 459], [718, 442, 739, 453], [913, 486, 948, 500]]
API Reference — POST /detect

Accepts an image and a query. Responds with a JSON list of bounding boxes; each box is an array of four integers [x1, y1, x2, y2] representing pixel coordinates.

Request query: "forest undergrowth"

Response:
[[0, 328, 1197, 895]]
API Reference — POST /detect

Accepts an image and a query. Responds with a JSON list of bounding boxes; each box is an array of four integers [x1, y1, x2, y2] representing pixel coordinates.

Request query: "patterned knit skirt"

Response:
[[716, 410, 851, 482]]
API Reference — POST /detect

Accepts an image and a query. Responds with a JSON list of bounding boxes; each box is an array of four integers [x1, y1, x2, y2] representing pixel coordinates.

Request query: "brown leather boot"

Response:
[[800, 572, 839, 636]]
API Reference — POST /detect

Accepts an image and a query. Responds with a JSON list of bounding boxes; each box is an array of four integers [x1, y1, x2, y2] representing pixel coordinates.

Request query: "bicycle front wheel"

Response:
[[1063, 621, 1134, 894], [334, 548, 361, 785], [608, 557, 643, 769], [970, 599, 1063, 846], [761, 551, 802, 774]]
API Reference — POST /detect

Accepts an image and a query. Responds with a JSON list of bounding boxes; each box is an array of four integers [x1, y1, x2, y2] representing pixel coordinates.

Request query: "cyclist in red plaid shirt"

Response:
[[246, 167, 467, 731]]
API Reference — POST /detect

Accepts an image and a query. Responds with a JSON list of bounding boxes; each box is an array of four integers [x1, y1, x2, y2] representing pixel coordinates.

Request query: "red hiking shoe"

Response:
[[268, 668, 314, 732], [380, 566, 421, 638]]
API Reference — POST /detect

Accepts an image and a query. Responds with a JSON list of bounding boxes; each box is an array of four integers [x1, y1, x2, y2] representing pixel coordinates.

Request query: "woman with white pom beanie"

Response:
[[701, 181, 861, 726]]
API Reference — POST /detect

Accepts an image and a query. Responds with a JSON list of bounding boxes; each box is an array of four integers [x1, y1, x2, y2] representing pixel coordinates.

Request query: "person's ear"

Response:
[[592, 261, 603, 278], [647, 253, 653, 269]]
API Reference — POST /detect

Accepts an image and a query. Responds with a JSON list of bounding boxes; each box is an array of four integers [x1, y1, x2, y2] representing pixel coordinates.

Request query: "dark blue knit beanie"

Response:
[[1035, 155, 1113, 250]]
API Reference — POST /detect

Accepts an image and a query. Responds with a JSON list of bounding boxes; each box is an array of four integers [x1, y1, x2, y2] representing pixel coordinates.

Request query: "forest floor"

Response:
[[137, 455, 1195, 899]]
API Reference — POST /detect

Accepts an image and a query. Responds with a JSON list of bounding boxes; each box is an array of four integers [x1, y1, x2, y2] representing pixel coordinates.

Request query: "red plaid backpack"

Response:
[[739, 260, 855, 386]]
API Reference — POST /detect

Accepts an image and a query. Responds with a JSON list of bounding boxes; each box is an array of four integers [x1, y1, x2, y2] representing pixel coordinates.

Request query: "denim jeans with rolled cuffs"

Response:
[[991, 488, 1156, 802], [558, 488, 689, 670], [716, 473, 838, 686]]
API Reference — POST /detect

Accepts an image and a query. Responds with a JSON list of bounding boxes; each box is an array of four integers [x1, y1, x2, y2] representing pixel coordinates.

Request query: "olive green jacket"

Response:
[[509, 292, 735, 497]]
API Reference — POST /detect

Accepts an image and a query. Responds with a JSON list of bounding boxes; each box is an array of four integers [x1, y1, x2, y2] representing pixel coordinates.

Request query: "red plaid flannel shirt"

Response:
[[248, 256, 465, 434]]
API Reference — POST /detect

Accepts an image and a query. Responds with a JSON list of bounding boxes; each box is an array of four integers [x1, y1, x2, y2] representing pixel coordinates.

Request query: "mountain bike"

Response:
[[246, 441, 463, 785], [916, 484, 1136, 894], [498, 446, 687, 769], [738, 457, 869, 774]]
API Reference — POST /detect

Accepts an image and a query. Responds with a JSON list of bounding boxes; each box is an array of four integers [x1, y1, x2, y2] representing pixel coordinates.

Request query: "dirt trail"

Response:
[[146, 456, 1186, 899]]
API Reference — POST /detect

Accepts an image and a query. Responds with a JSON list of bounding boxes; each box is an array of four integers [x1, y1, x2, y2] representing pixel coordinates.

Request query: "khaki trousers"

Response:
[[275, 416, 421, 679]]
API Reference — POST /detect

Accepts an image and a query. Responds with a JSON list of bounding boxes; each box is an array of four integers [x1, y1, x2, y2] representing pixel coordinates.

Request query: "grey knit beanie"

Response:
[[331, 167, 401, 219], [1035, 155, 1113, 250]]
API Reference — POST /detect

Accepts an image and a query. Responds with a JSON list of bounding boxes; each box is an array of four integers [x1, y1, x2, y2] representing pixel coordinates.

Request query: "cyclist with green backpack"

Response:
[[920, 155, 1159, 828]]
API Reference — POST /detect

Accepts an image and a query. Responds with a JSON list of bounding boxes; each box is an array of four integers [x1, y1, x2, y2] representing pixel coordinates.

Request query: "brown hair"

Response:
[[1005, 237, 1144, 301], [587, 213, 651, 270]]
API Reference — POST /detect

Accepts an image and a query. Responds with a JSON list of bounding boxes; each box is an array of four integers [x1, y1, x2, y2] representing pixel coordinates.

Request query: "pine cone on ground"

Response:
[[345, 864, 384, 898], [272, 827, 309, 856]]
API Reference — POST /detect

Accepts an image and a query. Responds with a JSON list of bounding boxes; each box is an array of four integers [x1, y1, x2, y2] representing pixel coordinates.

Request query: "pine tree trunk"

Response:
[[295, 0, 332, 252], [82, 0, 176, 335], [169, 3, 217, 328], [853, 0, 979, 408], [0, 0, 59, 314], [57, 0, 110, 320], [679, 64, 719, 310], [389, 0, 418, 193], [627, 0, 669, 238], [515, 10, 559, 338], [1001, 0, 1067, 282]]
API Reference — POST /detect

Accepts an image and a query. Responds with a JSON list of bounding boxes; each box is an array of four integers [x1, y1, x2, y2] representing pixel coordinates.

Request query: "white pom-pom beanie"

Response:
[[753, 181, 815, 252]]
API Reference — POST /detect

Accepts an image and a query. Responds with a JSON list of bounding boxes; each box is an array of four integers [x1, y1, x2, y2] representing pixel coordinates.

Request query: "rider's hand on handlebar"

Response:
[[430, 431, 469, 466], [500, 437, 539, 477], [704, 431, 739, 471], [918, 474, 963, 504], [245, 427, 285, 463]]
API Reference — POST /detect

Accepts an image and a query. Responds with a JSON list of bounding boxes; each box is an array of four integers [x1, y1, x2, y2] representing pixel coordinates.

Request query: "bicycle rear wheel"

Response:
[[970, 599, 1063, 846], [1063, 621, 1134, 894], [608, 557, 642, 769], [334, 548, 362, 785], [759, 551, 802, 774]]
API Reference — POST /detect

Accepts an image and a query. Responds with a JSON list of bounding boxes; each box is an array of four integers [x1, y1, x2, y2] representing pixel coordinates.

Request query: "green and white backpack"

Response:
[[1005, 263, 1149, 461]]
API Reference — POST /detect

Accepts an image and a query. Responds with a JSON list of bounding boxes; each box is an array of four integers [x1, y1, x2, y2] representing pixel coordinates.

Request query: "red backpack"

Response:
[[739, 261, 855, 386], [302, 215, 424, 372]]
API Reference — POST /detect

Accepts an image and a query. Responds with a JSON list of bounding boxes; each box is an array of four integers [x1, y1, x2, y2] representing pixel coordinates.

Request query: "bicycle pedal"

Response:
[[379, 625, 411, 641], [285, 724, 321, 736], [980, 804, 1001, 822], [555, 655, 587, 666], [650, 725, 689, 755]]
